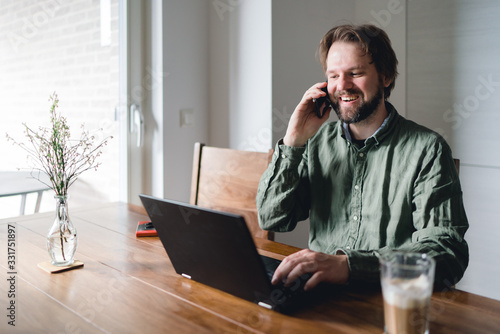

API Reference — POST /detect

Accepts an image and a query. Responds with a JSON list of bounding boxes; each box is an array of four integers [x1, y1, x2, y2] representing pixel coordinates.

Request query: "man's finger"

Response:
[[271, 258, 293, 284], [303, 272, 322, 291], [271, 250, 306, 284]]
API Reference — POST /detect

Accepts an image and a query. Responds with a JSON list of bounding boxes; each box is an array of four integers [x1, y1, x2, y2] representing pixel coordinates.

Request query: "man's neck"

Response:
[[348, 101, 388, 141]]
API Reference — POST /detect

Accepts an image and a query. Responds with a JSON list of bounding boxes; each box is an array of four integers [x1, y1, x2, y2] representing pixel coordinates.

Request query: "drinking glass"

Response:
[[380, 252, 435, 334]]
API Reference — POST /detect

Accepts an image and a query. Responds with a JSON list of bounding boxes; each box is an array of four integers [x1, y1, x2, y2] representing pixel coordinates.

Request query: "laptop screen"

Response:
[[139, 195, 274, 303]]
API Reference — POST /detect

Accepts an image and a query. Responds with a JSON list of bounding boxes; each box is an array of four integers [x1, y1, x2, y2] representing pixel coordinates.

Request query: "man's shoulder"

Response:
[[394, 114, 448, 146]]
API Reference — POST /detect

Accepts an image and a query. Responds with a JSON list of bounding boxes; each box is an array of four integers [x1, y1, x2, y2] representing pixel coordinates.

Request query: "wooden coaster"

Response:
[[38, 260, 84, 274]]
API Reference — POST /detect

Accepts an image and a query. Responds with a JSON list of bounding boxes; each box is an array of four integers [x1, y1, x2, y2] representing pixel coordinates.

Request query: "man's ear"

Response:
[[382, 75, 392, 88]]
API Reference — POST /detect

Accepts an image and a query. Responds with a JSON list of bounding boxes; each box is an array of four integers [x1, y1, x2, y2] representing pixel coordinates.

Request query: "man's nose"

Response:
[[336, 75, 353, 92]]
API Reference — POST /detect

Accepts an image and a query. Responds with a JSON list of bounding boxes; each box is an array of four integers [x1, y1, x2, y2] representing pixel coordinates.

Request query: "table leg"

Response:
[[20, 194, 27, 215], [35, 190, 44, 213]]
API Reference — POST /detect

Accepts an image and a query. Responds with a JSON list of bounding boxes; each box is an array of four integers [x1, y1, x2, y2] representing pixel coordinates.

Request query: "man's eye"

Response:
[[351, 72, 362, 77]]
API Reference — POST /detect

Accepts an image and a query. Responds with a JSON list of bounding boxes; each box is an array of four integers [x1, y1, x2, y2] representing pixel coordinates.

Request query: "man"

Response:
[[256, 24, 468, 291]]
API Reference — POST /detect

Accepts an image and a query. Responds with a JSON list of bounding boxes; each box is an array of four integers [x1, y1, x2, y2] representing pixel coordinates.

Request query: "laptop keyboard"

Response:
[[260, 255, 281, 279], [260, 255, 312, 302]]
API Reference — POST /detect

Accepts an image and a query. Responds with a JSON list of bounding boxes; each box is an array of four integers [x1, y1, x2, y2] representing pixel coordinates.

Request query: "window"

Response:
[[0, 0, 120, 217]]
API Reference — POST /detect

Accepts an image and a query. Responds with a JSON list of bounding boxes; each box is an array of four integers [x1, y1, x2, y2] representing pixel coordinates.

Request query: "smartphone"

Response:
[[314, 82, 332, 118], [135, 221, 157, 237]]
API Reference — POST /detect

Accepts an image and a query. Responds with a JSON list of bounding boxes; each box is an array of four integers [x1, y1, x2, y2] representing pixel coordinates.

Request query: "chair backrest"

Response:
[[454, 158, 460, 175], [190, 143, 274, 240]]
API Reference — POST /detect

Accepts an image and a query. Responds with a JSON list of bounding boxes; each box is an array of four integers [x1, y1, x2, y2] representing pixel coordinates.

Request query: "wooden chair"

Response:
[[190, 143, 274, 240]]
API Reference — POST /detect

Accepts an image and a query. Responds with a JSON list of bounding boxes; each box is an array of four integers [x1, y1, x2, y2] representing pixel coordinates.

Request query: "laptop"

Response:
[[139, 194, 311, 313]]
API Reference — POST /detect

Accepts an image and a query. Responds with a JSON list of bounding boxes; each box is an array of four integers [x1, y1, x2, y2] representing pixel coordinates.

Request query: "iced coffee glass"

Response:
[[380, 252, 436, 334]]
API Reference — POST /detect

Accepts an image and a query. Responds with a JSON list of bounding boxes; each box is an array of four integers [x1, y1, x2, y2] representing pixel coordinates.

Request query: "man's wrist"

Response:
[[337, 254, 350, 284], [336, 248, 381, 283], [283, 134, 306, 147]]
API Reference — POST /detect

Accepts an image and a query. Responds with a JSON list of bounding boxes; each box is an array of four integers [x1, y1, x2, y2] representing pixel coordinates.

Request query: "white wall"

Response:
[[228, 1, 272, 151], [208, 0, 272, 152], [208, 2, 231, 148], [406, 0, 500, 301], [162, 0, 209, 202], [157, 0, 271, 204]]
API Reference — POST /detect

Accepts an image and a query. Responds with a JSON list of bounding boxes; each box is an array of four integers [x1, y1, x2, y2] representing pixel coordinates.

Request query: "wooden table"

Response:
[[1, 202, 499, 333]]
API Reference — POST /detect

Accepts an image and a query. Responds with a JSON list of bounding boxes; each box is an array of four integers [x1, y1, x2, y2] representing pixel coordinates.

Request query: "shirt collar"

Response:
[[341, 101, 395, 145]]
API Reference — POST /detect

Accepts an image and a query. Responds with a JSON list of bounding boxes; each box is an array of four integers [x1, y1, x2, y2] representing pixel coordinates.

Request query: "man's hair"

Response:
[[318, 24, 398, 99]]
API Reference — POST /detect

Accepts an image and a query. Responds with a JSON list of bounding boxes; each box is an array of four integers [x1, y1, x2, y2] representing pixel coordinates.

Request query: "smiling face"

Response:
[[326, 41, 390, 124]]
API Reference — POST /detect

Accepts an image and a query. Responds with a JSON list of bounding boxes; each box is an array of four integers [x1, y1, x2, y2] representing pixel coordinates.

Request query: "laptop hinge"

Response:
[[181, 273, 192, 279], [257, 302, 272, 310]]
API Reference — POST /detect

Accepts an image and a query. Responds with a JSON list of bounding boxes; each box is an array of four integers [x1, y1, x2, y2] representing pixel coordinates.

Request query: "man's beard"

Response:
[[331, 82, 384, 124]]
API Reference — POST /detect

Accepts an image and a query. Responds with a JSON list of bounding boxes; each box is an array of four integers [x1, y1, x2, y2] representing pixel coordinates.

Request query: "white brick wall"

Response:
[[0, 0, 120, 216]]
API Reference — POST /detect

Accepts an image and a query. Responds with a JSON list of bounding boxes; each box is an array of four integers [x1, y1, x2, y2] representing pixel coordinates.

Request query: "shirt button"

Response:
[[359, 152, 364, 157], [353, 215, 358, 221], [346, 246, 351, 250], [281, 153, 286, 159], [354, 185, 359, 190]]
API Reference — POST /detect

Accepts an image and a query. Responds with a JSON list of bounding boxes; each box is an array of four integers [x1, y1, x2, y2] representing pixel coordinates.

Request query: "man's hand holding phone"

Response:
[[283, 81, 332, 147]]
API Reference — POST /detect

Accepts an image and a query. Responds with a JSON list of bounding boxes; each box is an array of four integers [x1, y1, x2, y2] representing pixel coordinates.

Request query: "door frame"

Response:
[[119, 0, 164, 205]]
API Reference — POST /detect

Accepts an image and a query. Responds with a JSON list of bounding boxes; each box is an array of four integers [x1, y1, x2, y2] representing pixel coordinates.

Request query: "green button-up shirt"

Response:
[[257, 103, 469, 286]]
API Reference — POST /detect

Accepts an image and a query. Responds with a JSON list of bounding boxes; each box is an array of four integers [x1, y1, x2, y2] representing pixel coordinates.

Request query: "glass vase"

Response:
[[47, 195, 78, 266]]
